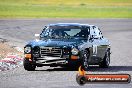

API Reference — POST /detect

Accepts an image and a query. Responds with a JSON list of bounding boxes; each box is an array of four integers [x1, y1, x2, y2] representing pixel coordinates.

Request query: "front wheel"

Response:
[[23, 59, 36, 71], [81, 50, 90, 70], [99, 49, 110, 68]]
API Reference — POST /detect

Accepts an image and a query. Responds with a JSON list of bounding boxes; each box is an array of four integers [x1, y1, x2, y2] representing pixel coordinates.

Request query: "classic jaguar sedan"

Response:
[[23, 23, 111, 71]]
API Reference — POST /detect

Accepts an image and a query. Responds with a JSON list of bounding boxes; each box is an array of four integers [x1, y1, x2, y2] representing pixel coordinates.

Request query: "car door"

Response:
[[89, 26, 104, 58], [94, 27, 109, 59], [98, 30, 110, 58], [89, 26, 99, 57]]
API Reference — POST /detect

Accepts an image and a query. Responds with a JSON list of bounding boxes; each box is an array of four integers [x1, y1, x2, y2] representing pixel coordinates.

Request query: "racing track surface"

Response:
[[0, 18, 132, 88]]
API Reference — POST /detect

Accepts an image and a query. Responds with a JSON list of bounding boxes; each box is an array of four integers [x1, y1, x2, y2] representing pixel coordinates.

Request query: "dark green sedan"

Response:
[[23, 23, 111, 71]]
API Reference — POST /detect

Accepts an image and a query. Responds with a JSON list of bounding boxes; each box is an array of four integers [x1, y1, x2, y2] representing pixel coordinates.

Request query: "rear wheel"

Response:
[[23, 59, 36, 71], [99, 49, 110, 68]]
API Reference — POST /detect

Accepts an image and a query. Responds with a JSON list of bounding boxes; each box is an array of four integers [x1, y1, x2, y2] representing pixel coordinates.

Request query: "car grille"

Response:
[[40, 47, 62, 57]]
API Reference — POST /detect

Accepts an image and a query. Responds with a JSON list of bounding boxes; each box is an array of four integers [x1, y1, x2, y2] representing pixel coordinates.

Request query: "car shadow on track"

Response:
[[36, 67, 78, 71], [87, 66, 132, 72], [35, 66, 132, 72]]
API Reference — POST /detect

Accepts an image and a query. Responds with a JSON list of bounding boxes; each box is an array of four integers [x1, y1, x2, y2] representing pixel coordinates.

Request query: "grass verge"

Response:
[[0, 0, 132, 18]]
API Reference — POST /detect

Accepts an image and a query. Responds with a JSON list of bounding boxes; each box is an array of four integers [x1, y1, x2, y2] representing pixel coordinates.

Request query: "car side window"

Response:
[[94, 27, 100, 38], [90, 26, 99, 39], [98, 28, 103, 39], [89, 26, 104, 40]]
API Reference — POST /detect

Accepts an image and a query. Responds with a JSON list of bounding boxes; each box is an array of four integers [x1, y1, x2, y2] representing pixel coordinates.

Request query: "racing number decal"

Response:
[[93, 45, 97, 56]]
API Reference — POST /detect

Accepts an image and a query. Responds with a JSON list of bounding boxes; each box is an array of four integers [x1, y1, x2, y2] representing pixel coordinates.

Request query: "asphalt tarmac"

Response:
[[0, 18, 132, 88]]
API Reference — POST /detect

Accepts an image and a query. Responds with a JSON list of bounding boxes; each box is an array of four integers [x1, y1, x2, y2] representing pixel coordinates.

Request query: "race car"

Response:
[[23, 23, 111, 71]]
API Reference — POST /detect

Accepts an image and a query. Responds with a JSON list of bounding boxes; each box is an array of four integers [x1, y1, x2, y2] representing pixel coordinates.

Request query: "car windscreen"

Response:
[[40, 25, 89, 39]]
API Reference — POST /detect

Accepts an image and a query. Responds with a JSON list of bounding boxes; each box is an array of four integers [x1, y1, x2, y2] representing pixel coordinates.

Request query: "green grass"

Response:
[[0, 0, 132, 18]]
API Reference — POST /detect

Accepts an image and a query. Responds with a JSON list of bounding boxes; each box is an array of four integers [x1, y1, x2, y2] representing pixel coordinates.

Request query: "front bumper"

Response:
[[36, 56, 68, 65], [33, 56, 81, 67]]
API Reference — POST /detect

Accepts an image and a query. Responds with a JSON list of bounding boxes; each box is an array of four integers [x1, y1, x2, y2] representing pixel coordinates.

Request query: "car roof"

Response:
[[47, 23, 95, 27]]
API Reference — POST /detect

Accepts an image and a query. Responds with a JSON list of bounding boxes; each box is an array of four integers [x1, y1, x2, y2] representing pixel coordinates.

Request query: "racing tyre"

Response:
[[81, 50, 90, 70], [23, 59, 36, 71], [99, 49, 110, 68]]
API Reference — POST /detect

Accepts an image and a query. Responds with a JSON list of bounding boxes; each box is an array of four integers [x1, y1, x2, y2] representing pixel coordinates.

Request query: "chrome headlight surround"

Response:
[[71, 48, 79, 55], [24, 46, 31, 53]]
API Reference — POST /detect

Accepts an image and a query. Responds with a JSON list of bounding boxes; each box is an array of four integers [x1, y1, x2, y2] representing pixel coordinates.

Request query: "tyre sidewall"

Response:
[[81, 50, 89, 70], [23, 59, 36, 71]]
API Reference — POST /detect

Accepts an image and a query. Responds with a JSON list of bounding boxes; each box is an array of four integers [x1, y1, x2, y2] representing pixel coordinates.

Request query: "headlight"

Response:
[[24, 47, 31, 53], [71, 48, 79, 55]]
